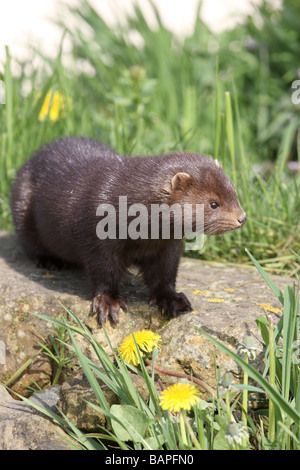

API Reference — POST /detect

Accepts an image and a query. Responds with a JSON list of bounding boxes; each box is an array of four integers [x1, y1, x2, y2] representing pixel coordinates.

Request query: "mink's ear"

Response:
[[214, 158, 222, 168], [171, 172, 193, 191], [162, 172, 193, 195]]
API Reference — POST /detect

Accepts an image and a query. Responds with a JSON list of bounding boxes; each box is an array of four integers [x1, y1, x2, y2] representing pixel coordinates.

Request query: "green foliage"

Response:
[[39, 314, 75, 385]]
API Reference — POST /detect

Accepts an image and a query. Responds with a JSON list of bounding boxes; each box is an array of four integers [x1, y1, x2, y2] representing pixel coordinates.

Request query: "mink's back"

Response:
[[28, 136, 123, 182], [12, 137, 125, 264]]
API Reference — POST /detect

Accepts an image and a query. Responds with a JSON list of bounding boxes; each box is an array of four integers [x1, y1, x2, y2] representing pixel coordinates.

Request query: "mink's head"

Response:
[[164, 155, 247, 235]]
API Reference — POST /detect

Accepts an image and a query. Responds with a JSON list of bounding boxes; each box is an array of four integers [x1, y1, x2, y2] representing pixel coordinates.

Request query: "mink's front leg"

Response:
[[141, 241, 192, 317], [85, 254, 128, 324], [92, 291, 128, 324], [150, 288, 192, 317]]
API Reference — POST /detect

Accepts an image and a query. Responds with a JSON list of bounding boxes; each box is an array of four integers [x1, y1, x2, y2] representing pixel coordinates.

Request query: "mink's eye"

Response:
[[209, 202, 219, 209]]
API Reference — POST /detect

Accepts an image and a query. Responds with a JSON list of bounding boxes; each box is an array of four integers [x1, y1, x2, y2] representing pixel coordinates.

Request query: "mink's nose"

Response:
[[238, 213, 247, 226]]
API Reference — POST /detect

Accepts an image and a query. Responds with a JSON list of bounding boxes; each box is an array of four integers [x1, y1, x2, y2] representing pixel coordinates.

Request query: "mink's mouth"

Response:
[[204, 216, 247, 235]]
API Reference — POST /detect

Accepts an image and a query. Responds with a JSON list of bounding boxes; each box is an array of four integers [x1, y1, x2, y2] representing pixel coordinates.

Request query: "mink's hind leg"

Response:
[[16, 226, 67, 271], [36, 255, 70, 271], [11, 166, 62, 268], [141, 242, 192, 317]]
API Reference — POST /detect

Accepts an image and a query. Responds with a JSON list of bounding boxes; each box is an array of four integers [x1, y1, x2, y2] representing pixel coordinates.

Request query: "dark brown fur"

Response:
[[11, 137, 246, 323]]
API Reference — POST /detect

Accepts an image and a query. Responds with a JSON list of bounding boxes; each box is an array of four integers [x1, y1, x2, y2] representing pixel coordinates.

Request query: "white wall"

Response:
[[0, 0, 269, 65]]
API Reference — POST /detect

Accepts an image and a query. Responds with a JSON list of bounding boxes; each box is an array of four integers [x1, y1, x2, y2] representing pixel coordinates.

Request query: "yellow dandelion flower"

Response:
[[159, 382, 200, 412], [119, 330, 161, 366], [224, 288, 235, 292], [208, 298, 224, 303], [38, 90, 69, 122]]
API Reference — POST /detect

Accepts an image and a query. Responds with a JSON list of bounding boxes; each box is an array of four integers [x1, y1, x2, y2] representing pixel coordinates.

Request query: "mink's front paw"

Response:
[[150, 291, 192, 317], [92, 293, 128, 324]]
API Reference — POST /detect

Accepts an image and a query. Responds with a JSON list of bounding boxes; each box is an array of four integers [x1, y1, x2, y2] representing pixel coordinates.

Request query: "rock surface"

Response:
[[0, 230, 293, 449], [0, 384, 74, 450], [58, 372, 118, 431]]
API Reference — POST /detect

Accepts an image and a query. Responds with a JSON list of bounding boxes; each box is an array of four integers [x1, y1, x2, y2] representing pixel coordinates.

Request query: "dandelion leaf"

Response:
[[110, 404, 152, 442]]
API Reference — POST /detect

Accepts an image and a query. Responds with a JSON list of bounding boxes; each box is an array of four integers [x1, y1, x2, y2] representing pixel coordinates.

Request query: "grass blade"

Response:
[[225, 90, 237, 187], [245, 248, 284, 304], [195, 327, 300, 425]]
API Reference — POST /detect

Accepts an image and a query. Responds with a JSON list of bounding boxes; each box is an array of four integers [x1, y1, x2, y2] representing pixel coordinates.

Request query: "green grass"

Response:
[[0, 0, 299, 276]]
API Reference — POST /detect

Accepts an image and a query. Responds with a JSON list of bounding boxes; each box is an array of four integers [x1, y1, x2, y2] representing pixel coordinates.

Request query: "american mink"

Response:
[[11, 137, 246, 323]]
